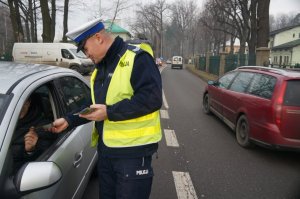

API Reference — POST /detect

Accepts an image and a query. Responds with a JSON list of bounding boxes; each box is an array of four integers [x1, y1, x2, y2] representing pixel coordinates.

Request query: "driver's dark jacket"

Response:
[[65, 37, 162, 158], [12, 102, 58, 172]]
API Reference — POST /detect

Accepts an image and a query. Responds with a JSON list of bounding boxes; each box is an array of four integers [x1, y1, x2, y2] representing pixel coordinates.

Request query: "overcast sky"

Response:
[[269, 0, 300, 15], [54, 0, 300, 40]]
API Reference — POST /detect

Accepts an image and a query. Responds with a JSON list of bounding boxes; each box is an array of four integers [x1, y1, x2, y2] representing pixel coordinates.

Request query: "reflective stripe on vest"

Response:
[[90, 49, 161, 147]]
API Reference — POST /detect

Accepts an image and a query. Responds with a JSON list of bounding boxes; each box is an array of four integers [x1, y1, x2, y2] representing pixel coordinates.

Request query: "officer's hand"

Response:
[[49, 118, 69, 133], [24, 127, 38, 152], [79, 104, 107, 121]]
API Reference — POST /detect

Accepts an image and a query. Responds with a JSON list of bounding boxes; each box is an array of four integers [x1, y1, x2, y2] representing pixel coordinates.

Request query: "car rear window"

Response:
[[284, 80, 300, 106]]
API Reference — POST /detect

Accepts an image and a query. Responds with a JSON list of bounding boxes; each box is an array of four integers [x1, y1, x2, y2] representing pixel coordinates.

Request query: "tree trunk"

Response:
[[24, 15, 30, 42], [40, 0, 52, 42], [33, 0, 37, 42], [239, 40, 246, 66], [248, 0, 257, 65], [7, 0, 18, 42], [28, 0, 35, 42], [51, 0, 56, 41], [222, 33, 226, 52], [62, 0, 69, 42], [230, 36, 235, 54], [257, 0, 270, 47], [14, 0, 24, 42], [8, 0, 24, 42]]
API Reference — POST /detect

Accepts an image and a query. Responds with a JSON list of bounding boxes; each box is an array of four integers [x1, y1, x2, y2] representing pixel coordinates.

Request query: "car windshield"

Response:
[[0, 94, 10, 124], [69, 49, 87, 59], [284, 80, 300, 107]]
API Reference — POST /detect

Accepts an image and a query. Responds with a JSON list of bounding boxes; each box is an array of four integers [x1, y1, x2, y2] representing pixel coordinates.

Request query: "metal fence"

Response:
[[0, 53, 13, 61], [209, 56, 220, 75], [195, 53, 257, 77], [225, 54, 238, 73], [199, 57, 206, 71]]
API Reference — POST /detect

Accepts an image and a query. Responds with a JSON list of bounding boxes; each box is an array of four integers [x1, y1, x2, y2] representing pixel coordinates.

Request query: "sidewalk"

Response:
[[185, 64, 218, 82]]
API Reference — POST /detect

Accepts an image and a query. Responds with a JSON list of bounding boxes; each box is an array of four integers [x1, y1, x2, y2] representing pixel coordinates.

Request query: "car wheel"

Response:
[[203, 93, 211, 114], [70, 66, 80, 73], [236, 115, 252, 148]]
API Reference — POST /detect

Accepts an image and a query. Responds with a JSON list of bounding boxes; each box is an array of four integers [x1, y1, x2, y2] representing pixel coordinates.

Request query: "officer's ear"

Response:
[[94, 32, 103, 44]]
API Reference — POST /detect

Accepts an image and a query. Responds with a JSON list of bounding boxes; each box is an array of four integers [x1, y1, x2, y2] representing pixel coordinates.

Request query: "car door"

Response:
[[51, 76, 95, 199], [222, 72, 254, 127], [0, 77, 85, 199], [246, 74, 277, 140], [21, 78, 90, 199], [59, 49, 74, 69], [209, 71, 237, 116]]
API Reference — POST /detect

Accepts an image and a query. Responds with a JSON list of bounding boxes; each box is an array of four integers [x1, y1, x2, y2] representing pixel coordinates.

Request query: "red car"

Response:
[[203, 66, 300, 150]]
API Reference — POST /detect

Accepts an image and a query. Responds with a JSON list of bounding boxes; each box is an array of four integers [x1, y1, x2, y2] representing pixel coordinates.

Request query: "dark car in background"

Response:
[[202, 66, 300, 150], [0, 62, 97, 199]]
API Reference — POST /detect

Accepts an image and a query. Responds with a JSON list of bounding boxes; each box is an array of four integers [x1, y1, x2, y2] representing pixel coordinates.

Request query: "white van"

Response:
[[12, 43, 93, 74], [171, 56, 183, 69]]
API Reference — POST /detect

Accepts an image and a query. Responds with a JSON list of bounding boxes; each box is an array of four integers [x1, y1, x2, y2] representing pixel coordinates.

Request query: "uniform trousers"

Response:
[[97, 155, 154, 199]]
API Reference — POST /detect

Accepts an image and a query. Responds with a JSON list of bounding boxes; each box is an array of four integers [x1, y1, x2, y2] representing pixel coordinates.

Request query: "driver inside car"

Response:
[[11, 94, 58, 172]]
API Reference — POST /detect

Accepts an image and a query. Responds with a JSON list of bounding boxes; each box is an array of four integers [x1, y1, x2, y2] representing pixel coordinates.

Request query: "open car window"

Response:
[[11, 85, 59, 173], [56, 76, 90, 113]]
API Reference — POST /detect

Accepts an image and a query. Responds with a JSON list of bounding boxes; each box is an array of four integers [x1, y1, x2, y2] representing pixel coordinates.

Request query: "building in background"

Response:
[[269, 25, 300, 67], [103, 20, 131, 41]]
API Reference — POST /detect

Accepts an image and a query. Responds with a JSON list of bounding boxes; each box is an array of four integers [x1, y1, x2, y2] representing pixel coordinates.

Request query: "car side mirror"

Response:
[[207, 80, 218, 86], [14, 162, 62, 194]]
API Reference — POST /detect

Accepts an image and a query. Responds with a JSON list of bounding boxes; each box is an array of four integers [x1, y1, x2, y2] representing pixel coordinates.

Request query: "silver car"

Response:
[[0, 62, 97, 199]]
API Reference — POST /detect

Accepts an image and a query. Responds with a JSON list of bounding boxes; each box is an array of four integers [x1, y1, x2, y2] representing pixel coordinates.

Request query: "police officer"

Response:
[[50, 18, 162, 199]]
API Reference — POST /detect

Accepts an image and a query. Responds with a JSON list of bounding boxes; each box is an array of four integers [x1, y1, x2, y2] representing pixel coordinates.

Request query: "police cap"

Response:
[[66, 18, 104, 52]]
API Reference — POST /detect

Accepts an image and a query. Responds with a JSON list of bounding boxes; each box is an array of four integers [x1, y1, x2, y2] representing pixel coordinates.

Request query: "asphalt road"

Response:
[[82, 65, 300, 199]]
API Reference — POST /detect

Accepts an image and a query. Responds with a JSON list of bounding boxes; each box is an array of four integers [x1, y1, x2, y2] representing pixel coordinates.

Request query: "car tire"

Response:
[[236, 115, 252, 148], [70, 65, 80, 73], [203, 93, 211, 114]]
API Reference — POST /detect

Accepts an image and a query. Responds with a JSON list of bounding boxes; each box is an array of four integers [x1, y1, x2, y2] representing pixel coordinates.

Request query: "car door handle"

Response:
[[73, 151, 83, 168]]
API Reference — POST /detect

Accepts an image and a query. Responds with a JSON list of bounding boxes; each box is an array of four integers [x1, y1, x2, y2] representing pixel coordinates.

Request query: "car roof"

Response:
[[0, 62, 72, 94], [237, 66, 300, 78]]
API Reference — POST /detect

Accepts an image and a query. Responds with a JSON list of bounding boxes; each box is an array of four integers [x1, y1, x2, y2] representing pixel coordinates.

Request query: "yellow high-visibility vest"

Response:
[[90, 49, 161, 147], [131, 43, 154, 57]]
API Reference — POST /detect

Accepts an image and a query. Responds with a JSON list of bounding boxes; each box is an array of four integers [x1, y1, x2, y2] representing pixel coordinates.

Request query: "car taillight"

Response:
[[274, 81, 287, 127]]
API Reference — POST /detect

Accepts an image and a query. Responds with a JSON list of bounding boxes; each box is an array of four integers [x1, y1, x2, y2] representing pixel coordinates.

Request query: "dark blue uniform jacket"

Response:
[[66, 37, 162, 158]]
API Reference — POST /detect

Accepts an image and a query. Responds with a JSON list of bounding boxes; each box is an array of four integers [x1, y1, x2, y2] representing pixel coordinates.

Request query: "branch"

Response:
[[0, 0, 8, 7]]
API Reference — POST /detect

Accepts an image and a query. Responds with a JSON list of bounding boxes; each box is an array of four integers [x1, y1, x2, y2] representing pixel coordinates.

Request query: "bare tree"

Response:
[[62, 0, 69, 42], [136, 0, 168, 57], [130, 12, 154, 39], [257, 0, 270, 47], [201, 0, 240, 53], [0, 5, 14, 56], [108, 0, 131, 30], [40, 0, 56, 42], [202, 0, 270, 62], [1, 0, 25, 42], [270, 13, 298, 31], [40, 0, 51, 42], [50, 0, 56, 41], [170, 0, 198, 57]]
